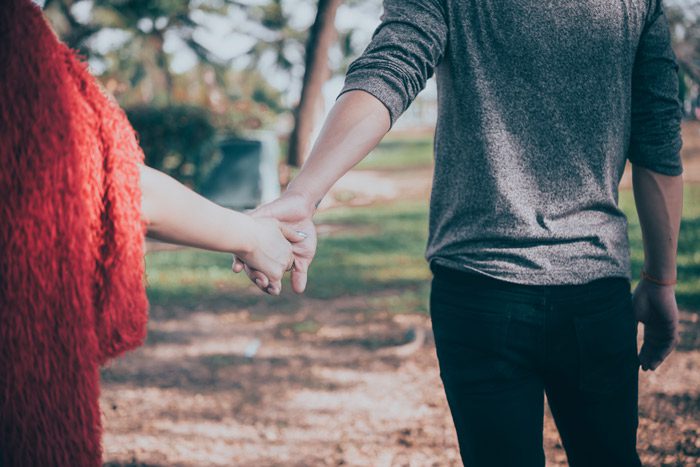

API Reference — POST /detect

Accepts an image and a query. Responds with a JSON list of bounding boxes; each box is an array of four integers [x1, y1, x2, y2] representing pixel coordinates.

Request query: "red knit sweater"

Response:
[[0, 1, 148, 465]]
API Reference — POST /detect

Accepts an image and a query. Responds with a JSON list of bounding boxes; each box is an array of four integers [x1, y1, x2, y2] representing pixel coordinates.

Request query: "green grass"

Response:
[[356, 136, 434, 170], [145, 199, 432, 314], [284, 136, 434, 181], [146, 136, 700, 314]]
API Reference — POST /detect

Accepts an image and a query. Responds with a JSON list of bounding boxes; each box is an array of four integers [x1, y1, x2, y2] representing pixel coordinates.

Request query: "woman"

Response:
[[0, 1, 301, 465]]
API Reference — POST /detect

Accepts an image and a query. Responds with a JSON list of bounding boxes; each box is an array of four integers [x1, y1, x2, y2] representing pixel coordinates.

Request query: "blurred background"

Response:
[[37, 0, 700, 465]]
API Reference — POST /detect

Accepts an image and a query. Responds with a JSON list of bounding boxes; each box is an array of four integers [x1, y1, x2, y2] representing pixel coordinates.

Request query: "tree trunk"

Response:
[[287, 0, 342, 168]]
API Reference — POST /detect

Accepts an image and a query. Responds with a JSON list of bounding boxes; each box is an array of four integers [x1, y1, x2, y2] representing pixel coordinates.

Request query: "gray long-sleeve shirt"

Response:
[[341, 0, 683, 285]]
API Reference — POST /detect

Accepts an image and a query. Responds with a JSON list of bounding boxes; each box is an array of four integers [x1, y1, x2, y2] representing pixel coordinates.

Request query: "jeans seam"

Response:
[[542, 300, 550, 367]]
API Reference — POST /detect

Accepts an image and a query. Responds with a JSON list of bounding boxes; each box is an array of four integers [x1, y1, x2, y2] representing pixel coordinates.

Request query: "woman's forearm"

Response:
[[631, 164, 683, 280], [286, 90, 391, 212], [140, 165, 257, 254]]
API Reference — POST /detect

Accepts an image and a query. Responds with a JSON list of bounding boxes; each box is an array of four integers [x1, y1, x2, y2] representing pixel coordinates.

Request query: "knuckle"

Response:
[[269, 272, 282, 282]]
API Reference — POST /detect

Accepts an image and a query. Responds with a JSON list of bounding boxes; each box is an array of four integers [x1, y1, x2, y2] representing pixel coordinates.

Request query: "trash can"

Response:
[[201, 131, 281, 210]]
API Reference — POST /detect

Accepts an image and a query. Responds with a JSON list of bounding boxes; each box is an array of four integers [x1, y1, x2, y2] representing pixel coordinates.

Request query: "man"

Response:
[[237, 1, 683, 465]]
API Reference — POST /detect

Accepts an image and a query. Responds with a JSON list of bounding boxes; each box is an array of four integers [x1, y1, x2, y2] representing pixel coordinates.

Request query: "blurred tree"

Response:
[[241, 0, 374, 168], [125, 105, 217, 188], [42, 0, 370, 115], [666, 1, 700, 116], [667, 1, 700, 82], [246, 0, 304, 78], [41, 0, 378, 184], [287, 0, 343, 167], [43, 0, 241, 106]]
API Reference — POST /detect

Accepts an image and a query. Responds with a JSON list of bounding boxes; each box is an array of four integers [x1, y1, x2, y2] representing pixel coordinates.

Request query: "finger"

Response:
[[290, 259, 309, 294], [232, 256, 245, 273], [638, 346, 654, 371], [245, 265, 270, 291], [254, 275, 269, 291], [639, 341, 674, 371], [266, 280, 282, 296], [639, 344, 662, 371], [278, 223, 308, 244], [287, 258, 296, 272], [641, 354, 663, 372]]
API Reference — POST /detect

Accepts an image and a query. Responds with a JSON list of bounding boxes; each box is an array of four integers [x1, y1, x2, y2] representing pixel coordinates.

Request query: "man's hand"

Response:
[[234, 217, 305, 295], [231, 91, 391, 294], [233, 191, 317, 295], [633, 278, 680, 371]]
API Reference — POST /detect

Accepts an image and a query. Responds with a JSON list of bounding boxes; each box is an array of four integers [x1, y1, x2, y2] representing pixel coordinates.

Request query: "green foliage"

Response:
[[43, 0, 291, 113], [45, 0, 231, 97], [126, 105, 218, 188]]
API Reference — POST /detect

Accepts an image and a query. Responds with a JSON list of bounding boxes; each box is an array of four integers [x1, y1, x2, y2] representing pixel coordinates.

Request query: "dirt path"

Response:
[[102, 297, 699, 466]]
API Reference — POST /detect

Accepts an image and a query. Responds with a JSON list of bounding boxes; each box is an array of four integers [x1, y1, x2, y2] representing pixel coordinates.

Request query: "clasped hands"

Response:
[[232, 191, 317, 296]]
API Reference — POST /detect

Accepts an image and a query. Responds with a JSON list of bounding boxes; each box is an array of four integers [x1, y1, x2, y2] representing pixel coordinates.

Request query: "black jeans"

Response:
[[430, 264, 641, 467]]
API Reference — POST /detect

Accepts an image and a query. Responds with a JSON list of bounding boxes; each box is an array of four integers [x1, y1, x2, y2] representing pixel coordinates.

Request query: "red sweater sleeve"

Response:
[[63, 52, 149, 364]]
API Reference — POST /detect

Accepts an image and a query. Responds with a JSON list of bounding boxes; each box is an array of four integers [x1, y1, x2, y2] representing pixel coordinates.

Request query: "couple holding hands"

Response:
[[0, 0, 685, 466]]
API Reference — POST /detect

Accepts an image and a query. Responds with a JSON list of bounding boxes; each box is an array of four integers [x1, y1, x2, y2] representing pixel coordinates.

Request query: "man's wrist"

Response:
[[641, 269, 677, 287], [283, 186, 320, 217]]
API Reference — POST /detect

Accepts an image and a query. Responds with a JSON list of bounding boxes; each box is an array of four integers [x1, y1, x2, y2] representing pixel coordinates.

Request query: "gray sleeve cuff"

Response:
[[338, 70, 409, 128], [628, 141, 683, 176]]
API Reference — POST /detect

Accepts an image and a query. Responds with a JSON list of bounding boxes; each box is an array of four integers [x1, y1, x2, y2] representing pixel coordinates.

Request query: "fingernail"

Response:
[[255, 279, 264, 288], [296, 230, 308, 239]]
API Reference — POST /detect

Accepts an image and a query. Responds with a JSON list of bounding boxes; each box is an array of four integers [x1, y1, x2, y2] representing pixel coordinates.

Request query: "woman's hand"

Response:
[[234, 216, 306, 296]]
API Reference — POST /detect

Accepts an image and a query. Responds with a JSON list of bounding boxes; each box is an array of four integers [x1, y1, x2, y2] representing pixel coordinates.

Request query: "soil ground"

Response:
[[102, 122, 700, 467], [102, 304, 700, 466]]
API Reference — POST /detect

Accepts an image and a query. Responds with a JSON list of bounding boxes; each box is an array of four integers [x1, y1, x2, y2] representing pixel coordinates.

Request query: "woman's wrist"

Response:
[[225, 210, 259, 257]]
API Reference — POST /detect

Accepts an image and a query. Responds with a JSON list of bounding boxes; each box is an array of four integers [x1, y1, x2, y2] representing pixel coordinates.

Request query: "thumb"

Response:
[[251, 201, 277, 218], [232, 256, 245, 273], [632, 292, 648, 323], [278, 223, 309, 244]]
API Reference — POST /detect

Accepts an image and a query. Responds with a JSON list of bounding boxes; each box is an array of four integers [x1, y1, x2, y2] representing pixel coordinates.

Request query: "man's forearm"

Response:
[[631, 164, 683, 280], [286, 90, 391, 211]]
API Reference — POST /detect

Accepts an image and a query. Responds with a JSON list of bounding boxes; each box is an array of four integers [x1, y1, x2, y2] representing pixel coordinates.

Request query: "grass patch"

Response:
[[356, 136, 434, 170], [285, 135, 434, 180], [146, 187, 700, 314], [145, 199, 432, 314], [306, 201, 431, 300], [145, 249, 253, 308]]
